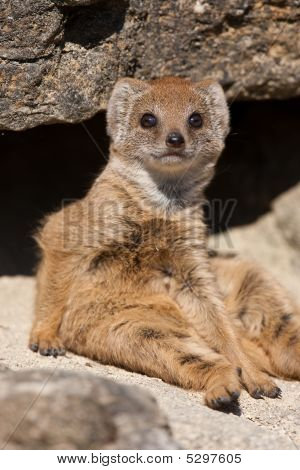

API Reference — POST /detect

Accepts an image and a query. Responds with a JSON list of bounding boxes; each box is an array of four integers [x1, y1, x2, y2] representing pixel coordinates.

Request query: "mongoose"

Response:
[[30, 77, 300, 409]]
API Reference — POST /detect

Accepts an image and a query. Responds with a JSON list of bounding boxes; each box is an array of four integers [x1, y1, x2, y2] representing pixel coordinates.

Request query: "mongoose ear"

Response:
[[107, 78, 149, 141], [195, 80, 230, 139]]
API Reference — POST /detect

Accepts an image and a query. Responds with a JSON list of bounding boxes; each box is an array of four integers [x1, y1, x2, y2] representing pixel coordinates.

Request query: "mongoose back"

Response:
[[30, 77, 300, 409]]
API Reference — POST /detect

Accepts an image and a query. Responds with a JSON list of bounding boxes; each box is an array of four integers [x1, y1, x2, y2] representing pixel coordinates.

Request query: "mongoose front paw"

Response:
[[240, 369, 281, 399], [205, 386, 240, 410], [29, 334, 65, 358], [204, 366, 241, 410]]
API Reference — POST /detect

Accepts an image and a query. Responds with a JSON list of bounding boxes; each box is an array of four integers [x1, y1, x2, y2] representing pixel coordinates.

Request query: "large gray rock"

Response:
[[0, 0, 300, 130], [0, 369, 179, 450]]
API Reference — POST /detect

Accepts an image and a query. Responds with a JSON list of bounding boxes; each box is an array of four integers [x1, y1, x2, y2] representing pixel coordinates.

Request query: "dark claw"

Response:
[[29, 343, 39, 353], [51, 348, 65, 357], [210, 399, 221, 409], [57, 348, 66, 356], [211, 395, 237, 409], [216, 396, 232, 407], [266, 386, 282, 399], [39, 347, 66, 357], [251, 388, 263, 399], [208, 391, 242, 415], [40, 348, 66, 358], [40, 348, 52, 356], [230, 391, 240, 402]]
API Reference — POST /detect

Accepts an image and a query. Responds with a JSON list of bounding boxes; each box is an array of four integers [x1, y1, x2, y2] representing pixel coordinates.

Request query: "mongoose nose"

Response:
[[166, 131, 185, 148]]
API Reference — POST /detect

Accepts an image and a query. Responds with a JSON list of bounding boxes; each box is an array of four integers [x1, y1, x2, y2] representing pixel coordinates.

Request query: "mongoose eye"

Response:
[[189, 112, 203, 128], [140, 113, 157, 128]]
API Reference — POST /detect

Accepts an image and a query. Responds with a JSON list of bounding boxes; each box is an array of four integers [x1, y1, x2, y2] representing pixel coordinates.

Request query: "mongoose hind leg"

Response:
[[211, 254, 300, 382], [59, 292, 241, 410], [267, 310, 300, 380]]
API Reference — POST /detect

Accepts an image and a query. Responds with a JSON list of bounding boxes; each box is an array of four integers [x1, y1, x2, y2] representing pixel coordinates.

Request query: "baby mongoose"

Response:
[[30, 77, 300, 409]]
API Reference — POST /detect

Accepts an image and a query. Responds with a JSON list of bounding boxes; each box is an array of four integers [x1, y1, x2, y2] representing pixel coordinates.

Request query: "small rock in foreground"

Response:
[[0, 369, 180, 450]]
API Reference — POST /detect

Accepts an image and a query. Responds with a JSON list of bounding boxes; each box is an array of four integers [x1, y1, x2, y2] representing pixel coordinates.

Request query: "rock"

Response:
[[0, 1, 63, 61], [0, 369, 179, 450], [0, 0, 300, 130], [54, 1, 100, 5], [273, 183, 300, 250], [54, 1, 101, 5]]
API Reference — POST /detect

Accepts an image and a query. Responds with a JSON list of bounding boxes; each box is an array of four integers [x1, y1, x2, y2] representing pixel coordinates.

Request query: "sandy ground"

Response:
[[0, 273, 299, 450]]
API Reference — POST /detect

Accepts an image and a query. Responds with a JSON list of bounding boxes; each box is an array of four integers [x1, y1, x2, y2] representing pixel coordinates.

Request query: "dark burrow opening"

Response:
[[63, 0, 129, 48], [0, 98, 299, 275]]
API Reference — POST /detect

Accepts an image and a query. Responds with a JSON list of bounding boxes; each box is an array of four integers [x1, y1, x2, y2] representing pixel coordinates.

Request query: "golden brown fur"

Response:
[[29, 77, 300, 409]]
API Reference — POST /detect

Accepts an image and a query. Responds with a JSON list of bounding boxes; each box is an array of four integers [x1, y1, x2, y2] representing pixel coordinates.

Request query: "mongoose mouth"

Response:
[[152, 152, 191, 164]]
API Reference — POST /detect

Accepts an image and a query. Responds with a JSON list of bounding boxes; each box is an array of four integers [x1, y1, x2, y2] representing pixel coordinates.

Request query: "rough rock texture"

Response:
[[1, 0, 300, 130], [0, 368, 179, 450], [0, 276, 299, 449]]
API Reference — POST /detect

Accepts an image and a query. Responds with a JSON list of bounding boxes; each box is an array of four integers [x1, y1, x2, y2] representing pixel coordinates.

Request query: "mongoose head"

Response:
[[107, 76, 229, 185]]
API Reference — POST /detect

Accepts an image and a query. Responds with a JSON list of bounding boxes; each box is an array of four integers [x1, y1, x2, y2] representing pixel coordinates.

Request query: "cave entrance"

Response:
[[0, 99, 299, 275]]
